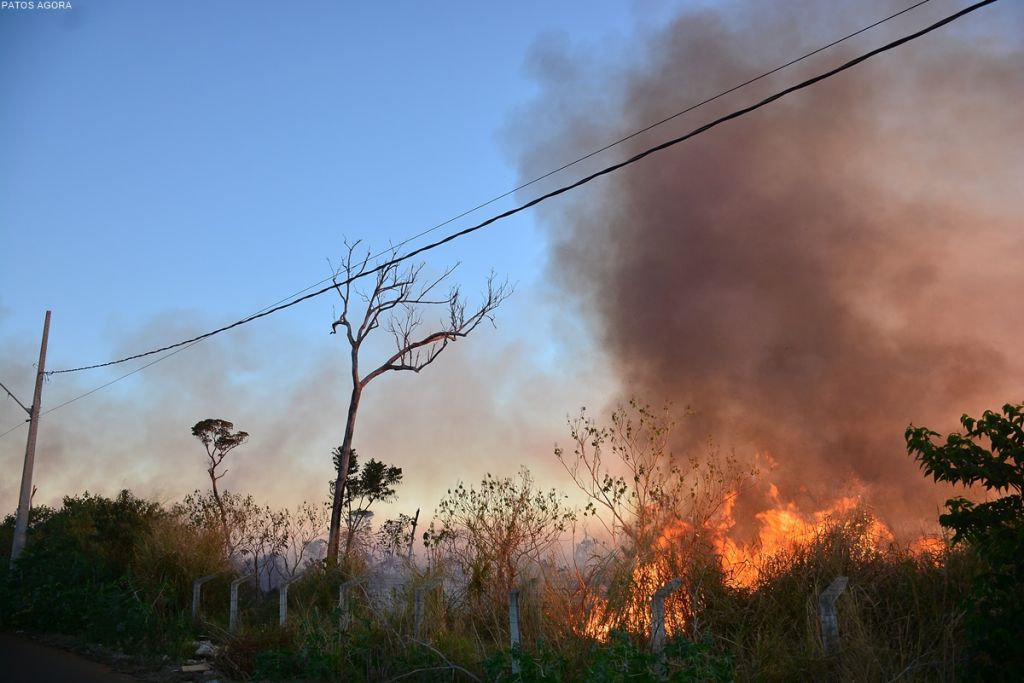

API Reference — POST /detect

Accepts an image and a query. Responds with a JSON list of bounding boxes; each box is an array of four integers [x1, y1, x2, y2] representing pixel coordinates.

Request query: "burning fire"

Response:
[[909, 534, 946, 559], [573, 481, 940, 640], [577, 557, 686, 641], [712, 484, 895, 588]]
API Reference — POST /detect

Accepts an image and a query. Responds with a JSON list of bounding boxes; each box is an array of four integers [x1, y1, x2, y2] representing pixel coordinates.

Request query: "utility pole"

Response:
[[10, 310, 51, 569]]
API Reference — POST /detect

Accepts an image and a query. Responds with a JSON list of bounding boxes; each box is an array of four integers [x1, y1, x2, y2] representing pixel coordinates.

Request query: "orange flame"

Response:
[[712, 484, 898, 588], [574, 479, 942, 640]]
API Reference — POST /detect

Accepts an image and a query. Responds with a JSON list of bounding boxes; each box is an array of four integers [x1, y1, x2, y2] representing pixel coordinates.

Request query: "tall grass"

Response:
[[3, 488, 981, 681], [703, 510, 973, 682]]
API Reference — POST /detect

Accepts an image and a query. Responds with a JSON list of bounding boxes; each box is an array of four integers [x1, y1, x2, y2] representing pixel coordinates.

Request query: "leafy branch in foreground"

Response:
[[906, 402, 1024, 679]]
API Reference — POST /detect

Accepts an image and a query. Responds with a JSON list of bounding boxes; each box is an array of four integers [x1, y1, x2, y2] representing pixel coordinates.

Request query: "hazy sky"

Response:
[[1, 0, 1020, 533], [0, 0, 678, 516]]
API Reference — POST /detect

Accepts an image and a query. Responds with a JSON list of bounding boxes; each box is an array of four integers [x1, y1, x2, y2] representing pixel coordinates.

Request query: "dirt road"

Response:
[[0, 632, 141, 683]]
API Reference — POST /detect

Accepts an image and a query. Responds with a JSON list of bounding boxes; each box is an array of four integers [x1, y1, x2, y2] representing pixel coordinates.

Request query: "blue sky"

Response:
[[1, 1, 666, 363], [1, 0, 695, 512], [1, 0, 1020, 530]]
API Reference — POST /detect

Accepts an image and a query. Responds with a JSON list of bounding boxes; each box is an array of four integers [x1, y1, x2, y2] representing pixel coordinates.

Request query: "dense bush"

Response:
[[907, 403, 1024, 681], [1, 490, 215, 654]]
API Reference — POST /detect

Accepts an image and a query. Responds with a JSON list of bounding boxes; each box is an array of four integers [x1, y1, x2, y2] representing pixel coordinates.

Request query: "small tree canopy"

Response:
[[190, 419, 249, 557], [329, 447, 404, 560], [906, 402, 1024, 544], [192, 419, 249, 456], [424, 467, 574, 597]]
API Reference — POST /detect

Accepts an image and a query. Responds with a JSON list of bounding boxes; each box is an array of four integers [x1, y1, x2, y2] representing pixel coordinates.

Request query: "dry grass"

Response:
[[699, 510, 974, 682]]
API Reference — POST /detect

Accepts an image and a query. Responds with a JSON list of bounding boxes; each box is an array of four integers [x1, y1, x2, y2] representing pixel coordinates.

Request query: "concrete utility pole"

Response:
[[10, 310, 51, 569]]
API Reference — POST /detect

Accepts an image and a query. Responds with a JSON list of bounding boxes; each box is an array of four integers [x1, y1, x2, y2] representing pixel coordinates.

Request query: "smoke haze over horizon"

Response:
[[0, 304, 612, 523]]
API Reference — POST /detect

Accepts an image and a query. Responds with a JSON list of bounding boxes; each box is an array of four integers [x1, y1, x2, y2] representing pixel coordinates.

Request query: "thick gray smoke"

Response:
[[512, 1, 1024, 533]]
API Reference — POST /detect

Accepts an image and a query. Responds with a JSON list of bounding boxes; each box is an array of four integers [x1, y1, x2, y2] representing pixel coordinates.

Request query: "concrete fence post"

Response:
[[229, 574, 256, 635], [191, 573, 218, 620], [509, 589, 522, 675], [650, 577, 683, 680], [279, 576, 301, 626], [414, 587, 425, 640], [338, 576, 366, 632], [819, 576, 849, 662], [414, 577, 443, 641], [650, 577, 683, 655]]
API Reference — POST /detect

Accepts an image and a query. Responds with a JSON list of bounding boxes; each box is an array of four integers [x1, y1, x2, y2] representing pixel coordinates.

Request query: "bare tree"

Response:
[[191, 418, 249, 550], [277, 500, 329, 581], [326, 241, 511, 563], [557, 402, 753, 550]]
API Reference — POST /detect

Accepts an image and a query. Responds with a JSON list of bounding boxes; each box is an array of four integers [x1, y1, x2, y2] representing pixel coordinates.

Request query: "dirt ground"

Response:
[[0, 631, 228, 683]]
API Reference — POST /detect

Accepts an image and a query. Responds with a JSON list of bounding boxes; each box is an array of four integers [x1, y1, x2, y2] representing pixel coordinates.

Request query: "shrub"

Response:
[[1, 490, 199, 654], [907, 403, 1024, 680]]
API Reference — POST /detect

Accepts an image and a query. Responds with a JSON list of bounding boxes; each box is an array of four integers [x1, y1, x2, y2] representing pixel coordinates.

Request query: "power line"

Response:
[[0, 344, 199, 440], [44, 0, 996, 379], [0, 378, 31, 441], [32, 282, 327, 414], [0, 378, 31, 415], [40, 342, 200, 416], [40, 0, 938, 378], [40, 0, 937, 382], [370, 0, 935, 260], [37, 0, 937, 378], [283, 0, 937, 282], [0, 282, 315, 438], [0, 420, 28, 440]]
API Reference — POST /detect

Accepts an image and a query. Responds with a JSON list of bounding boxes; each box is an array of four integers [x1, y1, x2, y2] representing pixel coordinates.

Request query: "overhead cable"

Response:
[[0, 379, 31, 414], [0, 420, 29, 440], [370, 0, 935, 259], [45, 0, 996, 377]]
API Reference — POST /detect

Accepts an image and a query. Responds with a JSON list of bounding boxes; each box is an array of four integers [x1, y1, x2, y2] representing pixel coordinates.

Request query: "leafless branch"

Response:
[[325, 239, 512, 563], [357, 271, 511, 388], [330, 240, 372, 345]]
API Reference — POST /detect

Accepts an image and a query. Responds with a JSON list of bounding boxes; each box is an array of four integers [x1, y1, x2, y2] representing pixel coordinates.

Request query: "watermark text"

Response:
[[1, 1, 74, 10]]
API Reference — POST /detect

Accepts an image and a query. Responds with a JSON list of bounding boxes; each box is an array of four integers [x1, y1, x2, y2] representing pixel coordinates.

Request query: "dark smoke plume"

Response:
[[512, 1, 1024, 534]]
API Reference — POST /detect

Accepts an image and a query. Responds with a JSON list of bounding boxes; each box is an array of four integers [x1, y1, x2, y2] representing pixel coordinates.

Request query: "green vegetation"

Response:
[[906, 402, 1024, 681], [1, 491, 971, 681], [2, 401, 1018, 681], [0, 490, 211, 656], [332, 448, 405, 561]]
